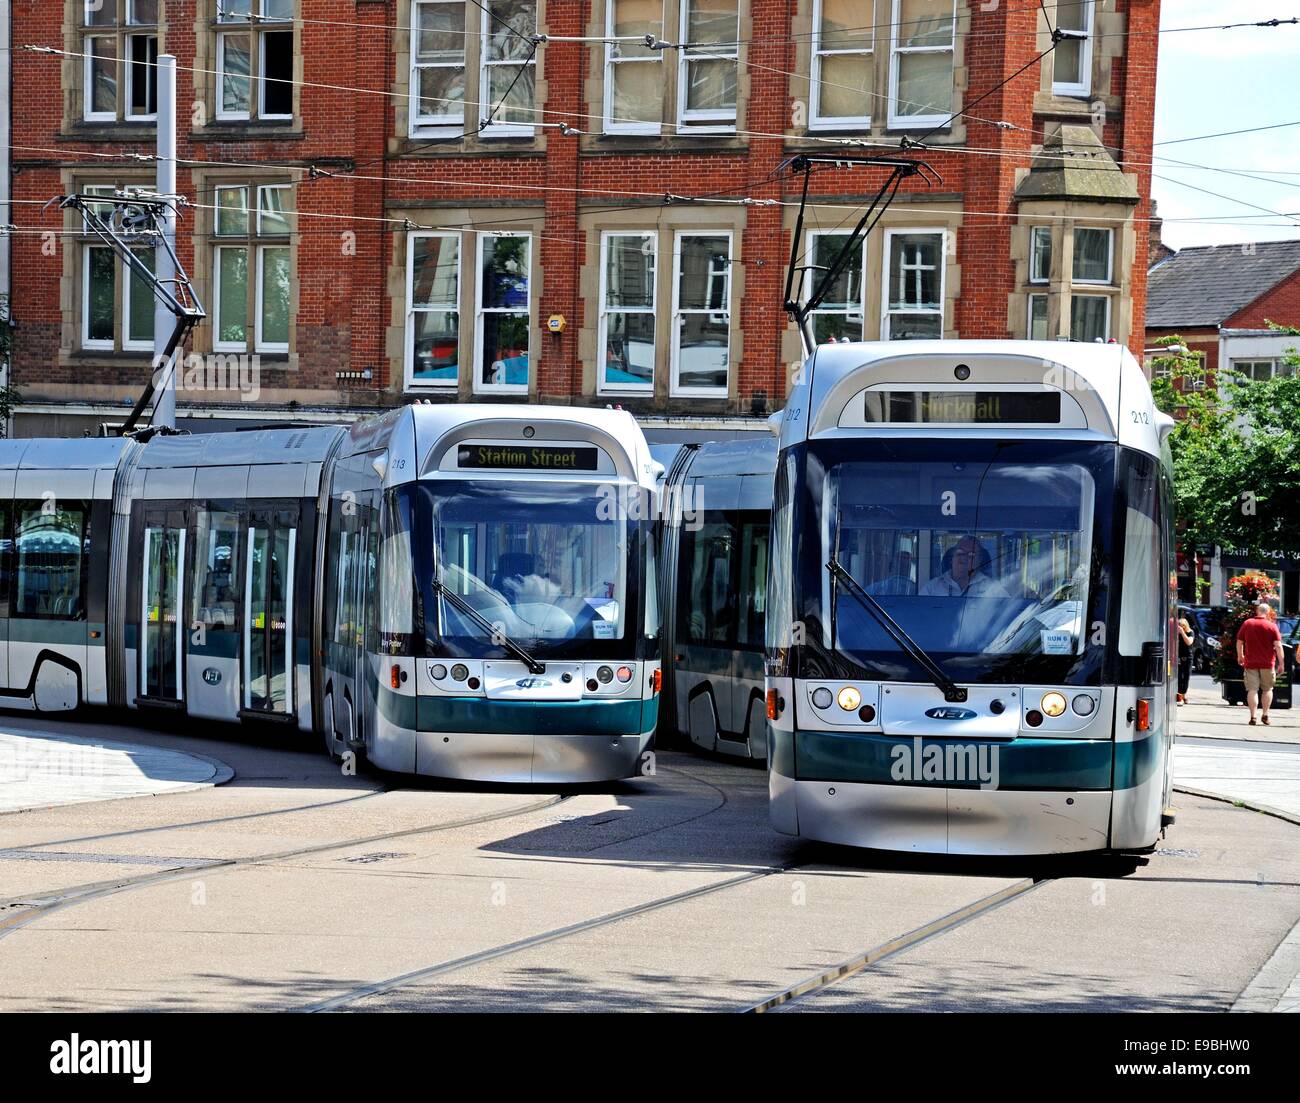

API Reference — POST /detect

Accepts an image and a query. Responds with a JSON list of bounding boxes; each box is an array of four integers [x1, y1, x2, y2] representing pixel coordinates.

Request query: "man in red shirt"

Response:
[[1236, 602, 1285, 726]]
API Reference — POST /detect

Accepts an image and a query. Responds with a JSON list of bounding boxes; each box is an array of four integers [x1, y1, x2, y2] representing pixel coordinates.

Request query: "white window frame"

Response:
[[124, 32, 159, 121], [474, 231, 533, 396], [603, 0, 663, 135], [805, 228, 867, 341], [1052, 0, 1094, 98], [215, 1, 294, 123], [810, 0, 874, 130], [479, 1, 537, 138], [1069, 292, 1110, 343], [405, 230, 462, 391], [213, 244, 248, 353], [1029, 225, 1052, 284], [880, 226, 946, 340], [676, 0, 739, 133], [254, 245, 291, 354], [410, 0, 468, 136], [670, 229, 732, 398], [84, 35, 118, 122], [256, 183, 290, 235], [1071, 225, 1113, 285], [82, 245, 116, 351], [597, 231, 657, 396], [122, 250, 157, 351], [887, 0, 955, 130], [1027, 292, 1049, 341]]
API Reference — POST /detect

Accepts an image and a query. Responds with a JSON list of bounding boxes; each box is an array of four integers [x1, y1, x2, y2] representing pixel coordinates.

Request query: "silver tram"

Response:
[[0, 405, 662, 784], [765, 341, 1179, 855]]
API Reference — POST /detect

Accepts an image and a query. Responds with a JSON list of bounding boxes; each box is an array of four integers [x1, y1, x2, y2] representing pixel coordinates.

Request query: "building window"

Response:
[[1072, 226, 1112, 284], [1069, 293, 1109, 342], [678, 0, 739, 131], [212, 184, 292, 353], [411, 1, 467, 130], [407, 233, 461, 389], [807, 230, 866, 342], [672, 232, 731, 395], [480, 2, 537, 135], [599, 233, 657, 393], [476, 233, 532, 393], [1029, 225, 1052, 284], [1052, 0, 1094, 97], [1028, 293, 1049, 340], [216, 1, 294, 122], [882, 229, 945, 339], [83, 0, 159, 123], [80, 185, 156, 353], [604, 0, 665, 133], [812, 0, 874, 128], [889, 0, 954, 129], [1231, 358, 1295, 381]]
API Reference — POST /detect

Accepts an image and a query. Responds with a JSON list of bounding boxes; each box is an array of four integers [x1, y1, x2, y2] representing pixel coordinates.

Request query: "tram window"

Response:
[[379, 497, 415, 652], [193, 509, 240, 634], [1118, 456, 1164, 656], [682, 517, 734, 646], [645, 535, 660, 639], [0, 505, 11, 620], [14, 503, 88, 620], [766, 457, 796, 653], [736, 518, 770, 651]]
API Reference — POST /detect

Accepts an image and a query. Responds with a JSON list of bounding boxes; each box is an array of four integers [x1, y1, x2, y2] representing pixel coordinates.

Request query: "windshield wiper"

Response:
[[431, 571, 545, 675], [827, 557, 967, 703]]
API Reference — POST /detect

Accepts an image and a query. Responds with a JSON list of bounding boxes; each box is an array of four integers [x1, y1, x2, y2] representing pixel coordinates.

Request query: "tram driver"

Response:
[[920, 535, 1010, 598]]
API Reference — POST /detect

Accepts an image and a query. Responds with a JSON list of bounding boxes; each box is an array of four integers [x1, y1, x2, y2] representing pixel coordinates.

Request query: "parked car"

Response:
[[1186, 604, 1228, 674]]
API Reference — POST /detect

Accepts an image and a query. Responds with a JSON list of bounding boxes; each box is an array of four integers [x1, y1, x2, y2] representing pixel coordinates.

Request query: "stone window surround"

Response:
[[1009, 206, 1134, 344], [62, 0, 167, 132], [785, 0, 969, 143], [1034, 0, 1122, 118], [189, 167, 299, 366], [577, 205, 749, 404], [192, 0, 303, 134], [392, 0, 551, 155], [582, 0, 753, 150], [389, 209, 545, 399]]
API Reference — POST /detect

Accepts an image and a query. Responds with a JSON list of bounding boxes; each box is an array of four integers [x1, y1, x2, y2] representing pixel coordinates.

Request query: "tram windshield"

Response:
[[795, 440, 1116, 684], [416, 480, 639, 654]]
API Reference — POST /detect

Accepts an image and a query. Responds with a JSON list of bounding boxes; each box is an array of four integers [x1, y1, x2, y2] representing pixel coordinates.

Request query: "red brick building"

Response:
[[6, 1, 1161, 436]]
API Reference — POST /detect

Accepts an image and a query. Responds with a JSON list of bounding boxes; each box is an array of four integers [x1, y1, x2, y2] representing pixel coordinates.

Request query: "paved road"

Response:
[[1, 711, 1298, 1012]]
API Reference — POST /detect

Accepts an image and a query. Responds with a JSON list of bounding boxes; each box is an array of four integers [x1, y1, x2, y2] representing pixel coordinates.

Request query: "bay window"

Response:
[[1072, 226, 1113, 284], [599, 232, 657, 393], [888, 0, 955, 129], [882, 229, 945, 339], [812, 0, 874, 128], [1069, 294, 1109, 343], [1028, 293, 1049, 340], [1030, 225, 1052, 283]]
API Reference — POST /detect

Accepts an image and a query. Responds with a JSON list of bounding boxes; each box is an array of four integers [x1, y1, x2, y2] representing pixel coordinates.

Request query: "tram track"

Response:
[[744, 876, 1051, 1012], [0, 792, 572, 941]]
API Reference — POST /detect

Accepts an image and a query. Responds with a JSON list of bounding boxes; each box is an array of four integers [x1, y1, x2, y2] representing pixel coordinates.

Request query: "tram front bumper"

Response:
[[373, 694, 657, 783]]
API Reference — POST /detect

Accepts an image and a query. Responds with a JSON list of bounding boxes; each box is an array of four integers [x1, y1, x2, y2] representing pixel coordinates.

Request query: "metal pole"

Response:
[[1, 0, 12, 434], [152, 54, 178, 430]]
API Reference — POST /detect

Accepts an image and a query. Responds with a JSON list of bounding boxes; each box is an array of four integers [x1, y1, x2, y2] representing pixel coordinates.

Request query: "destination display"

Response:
[[456, 443, 600, 471], [864, 390, 1062, 424]]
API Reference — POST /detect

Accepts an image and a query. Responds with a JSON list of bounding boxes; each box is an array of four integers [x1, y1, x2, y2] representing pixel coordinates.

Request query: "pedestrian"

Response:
[[1177, 615, 1194, 704], [1235, 601, 1284, 726]]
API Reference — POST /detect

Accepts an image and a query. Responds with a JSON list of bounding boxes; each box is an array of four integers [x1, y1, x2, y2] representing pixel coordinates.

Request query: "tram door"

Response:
[[244, 511, 296, 716], [140, 509, 187, 703]]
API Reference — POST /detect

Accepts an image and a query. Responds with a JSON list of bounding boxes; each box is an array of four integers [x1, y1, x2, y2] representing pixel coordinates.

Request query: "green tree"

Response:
[[1151, 330, 1300, 563]]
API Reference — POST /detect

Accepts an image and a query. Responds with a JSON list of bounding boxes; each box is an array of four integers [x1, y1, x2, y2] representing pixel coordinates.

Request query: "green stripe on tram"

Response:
[[6, 620, 105, 646], [772, 728, 1162, 791]]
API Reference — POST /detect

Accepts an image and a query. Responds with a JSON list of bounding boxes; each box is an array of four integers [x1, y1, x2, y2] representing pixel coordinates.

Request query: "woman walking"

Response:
[[1177, 615, 1195, 705]]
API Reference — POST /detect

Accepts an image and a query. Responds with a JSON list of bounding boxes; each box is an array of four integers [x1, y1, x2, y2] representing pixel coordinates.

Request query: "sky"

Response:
[[1151, 0, 1300, 249]]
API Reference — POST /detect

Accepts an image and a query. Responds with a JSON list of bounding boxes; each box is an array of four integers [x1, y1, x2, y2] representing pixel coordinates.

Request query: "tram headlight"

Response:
[[450, 663, 469, 682], [597, 665, 614, 684], [1040, 691, 1068, 718], [811, 687, 834, 710], [837, 686, 862, 712], [1072, 694, 1097, 717], [431, 664, 448, 680]]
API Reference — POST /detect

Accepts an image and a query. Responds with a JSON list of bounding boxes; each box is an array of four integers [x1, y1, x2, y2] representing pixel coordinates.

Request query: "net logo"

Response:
[[515, 678, 552, 689], [49, 1035, 151, 1084], [925, 706, 977, 721]]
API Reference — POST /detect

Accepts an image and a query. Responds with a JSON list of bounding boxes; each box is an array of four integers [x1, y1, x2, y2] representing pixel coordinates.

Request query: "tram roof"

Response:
[[783, 340, 1167, 455]]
